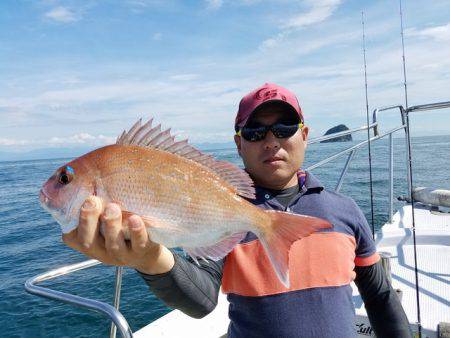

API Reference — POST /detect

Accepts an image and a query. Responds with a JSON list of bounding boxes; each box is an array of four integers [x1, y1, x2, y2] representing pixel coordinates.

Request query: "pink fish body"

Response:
[[40, 119, 331, 287]]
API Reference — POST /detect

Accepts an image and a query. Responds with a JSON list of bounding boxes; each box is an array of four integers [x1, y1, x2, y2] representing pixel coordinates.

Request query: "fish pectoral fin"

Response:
[[183, 232, 247, 262], [121, 210, 180, 231]]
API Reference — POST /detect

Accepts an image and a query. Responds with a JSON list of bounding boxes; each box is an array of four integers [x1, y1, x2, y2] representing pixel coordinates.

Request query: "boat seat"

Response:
[[399, 187, 450, 208], [413, 187, 450, 208], [438, 322, 450, 338]]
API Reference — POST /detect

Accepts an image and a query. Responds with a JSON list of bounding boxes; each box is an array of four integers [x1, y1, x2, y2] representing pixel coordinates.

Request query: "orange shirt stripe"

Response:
[[354, 252, 380, 266], [222, 232, 358, 297]]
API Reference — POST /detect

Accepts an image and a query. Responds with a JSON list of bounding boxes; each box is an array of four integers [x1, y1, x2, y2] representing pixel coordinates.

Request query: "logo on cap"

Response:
[[254, 88, 288, 103], [255, 88, 279, 102]]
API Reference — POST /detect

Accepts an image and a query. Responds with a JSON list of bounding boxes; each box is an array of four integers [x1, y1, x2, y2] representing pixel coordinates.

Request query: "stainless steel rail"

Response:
[[25, 100, 449, 337], [389, 133, 394, 223], [307, 100, 450, 222], [407, 101, 450, 113], [111, 266, 125, 338], [309, 123, 378, 145], [306, 125, 406, 171], [25, 260, 133, 338], [371, 104, 403, 136], [335, 150, 357, 193]]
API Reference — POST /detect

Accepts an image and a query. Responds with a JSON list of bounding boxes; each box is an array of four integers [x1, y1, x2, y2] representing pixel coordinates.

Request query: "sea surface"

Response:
[[1, 135, 449, 338]]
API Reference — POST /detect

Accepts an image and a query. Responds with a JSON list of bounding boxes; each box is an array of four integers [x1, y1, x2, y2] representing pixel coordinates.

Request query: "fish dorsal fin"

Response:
[[116, 118, 255, 199]]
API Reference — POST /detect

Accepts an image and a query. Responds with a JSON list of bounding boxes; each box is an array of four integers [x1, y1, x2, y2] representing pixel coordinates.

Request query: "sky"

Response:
[[1, 0, 449, 153]]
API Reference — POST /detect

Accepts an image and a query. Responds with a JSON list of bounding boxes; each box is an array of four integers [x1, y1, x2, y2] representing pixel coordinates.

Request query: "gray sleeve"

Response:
[[355, 261, 412, 338], [137, 251, 224, 319]]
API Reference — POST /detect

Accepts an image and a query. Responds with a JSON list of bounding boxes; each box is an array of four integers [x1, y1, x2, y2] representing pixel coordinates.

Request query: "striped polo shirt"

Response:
[[221, 172, 379, 338]]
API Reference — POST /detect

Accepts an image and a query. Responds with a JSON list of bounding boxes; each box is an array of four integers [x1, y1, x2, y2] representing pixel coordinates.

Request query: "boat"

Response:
[[25, 100, 450, 337]]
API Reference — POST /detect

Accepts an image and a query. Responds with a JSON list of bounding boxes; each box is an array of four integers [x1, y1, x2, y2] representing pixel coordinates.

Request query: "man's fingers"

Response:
[[77, 196, 102, 250], [129, 215, 149, 254], [102, 203, 127, 258], [62, 228, 79, 249]]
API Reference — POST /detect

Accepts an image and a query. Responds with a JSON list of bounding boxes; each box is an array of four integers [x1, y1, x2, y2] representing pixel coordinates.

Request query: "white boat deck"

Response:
[[134, 292, 229, 338], [136, 204, 450, 338], [353, 204, 450, 337]]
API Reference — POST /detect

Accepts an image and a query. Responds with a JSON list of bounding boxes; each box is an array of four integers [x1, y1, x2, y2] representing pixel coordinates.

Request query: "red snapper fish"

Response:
[[39, 118, 331, 287]]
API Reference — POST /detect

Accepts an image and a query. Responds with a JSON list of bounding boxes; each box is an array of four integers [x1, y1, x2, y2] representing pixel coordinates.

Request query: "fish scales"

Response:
[[85, 144, 260, 247]]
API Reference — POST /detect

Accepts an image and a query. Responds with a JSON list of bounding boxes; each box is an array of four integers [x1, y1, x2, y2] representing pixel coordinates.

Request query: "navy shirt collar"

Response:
[[303, 171, 324, 191], [254, 171, 324, 205]]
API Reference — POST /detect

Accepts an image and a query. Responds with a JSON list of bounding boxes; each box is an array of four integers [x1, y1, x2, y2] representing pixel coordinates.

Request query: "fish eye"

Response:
[[58, 166, 74, 185]]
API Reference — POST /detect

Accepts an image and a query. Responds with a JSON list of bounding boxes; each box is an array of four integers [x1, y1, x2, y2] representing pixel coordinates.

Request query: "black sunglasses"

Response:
[[237, 122, 303, 142]]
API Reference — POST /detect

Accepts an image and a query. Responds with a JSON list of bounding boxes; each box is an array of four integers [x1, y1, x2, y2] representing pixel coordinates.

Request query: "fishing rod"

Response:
[[400, 0, 409, 108], [361, 12, 375, 239], [399, 0, 422, 336]]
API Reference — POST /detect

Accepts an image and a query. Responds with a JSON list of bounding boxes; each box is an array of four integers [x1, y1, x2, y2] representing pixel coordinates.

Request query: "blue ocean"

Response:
[[1, 135, 449, 338]]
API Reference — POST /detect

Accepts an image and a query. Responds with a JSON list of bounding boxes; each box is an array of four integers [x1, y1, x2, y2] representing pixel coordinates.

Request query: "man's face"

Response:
[[234, 104, 309, 190]]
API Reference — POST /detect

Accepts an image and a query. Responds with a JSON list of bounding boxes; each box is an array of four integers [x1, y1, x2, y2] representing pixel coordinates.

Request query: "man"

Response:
[[63, 83, 411, 337]]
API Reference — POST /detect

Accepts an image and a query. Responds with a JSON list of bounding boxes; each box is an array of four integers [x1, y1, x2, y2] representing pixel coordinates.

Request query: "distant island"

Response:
[[321, 124, 352, 143]]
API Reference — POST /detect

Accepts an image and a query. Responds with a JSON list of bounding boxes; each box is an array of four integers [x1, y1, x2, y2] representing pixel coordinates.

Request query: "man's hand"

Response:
[[62, 196, 175, 275]]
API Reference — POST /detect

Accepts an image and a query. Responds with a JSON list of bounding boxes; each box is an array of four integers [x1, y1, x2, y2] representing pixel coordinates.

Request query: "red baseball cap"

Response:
[[234, 83, 303, 130]]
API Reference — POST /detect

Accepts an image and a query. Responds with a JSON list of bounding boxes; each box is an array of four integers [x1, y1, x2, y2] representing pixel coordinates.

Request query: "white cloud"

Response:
[[45, 7, 78, 23], [260, 31, 289, 51], [0, 138, 30, 146], [407, 23, 450, 42], [170, 73, 199, 81], [126, 0, 167, 8], [153, 32, 162, 41], [259, 28, 358, 57], [48, 133, 115, 145], [2, 0, 450, 147], [284, 0, 342, 29], [238, 0, 260, 4], [259, 0, 343, 51], [0, 134, 115, 148], [205, 0, 223, 10]]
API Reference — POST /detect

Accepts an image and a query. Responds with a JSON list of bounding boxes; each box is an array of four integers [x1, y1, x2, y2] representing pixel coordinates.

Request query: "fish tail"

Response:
[[257, 210, 331, 288]]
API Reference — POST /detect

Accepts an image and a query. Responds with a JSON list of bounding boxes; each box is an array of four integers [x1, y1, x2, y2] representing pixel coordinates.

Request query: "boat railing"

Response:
[[24, 100, 450, 338], [24, 260, 132, 338], [307, 100, 450, 222]]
